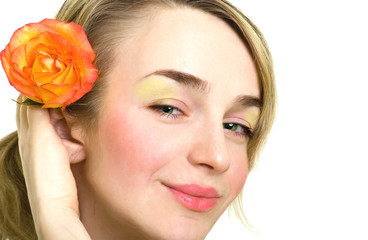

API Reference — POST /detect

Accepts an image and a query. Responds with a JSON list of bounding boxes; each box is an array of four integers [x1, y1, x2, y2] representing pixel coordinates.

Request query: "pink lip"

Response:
[[165, 184, 219, 212]]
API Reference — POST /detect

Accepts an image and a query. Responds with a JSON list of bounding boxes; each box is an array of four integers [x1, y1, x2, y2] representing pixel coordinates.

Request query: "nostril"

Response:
[[199, 163, 214, 169]]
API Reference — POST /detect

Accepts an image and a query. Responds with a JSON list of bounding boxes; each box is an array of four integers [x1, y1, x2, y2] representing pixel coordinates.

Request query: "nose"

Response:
[[187, 124, 230, 173]]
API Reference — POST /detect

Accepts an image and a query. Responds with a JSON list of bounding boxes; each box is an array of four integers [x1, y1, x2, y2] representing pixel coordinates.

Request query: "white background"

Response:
[[1, 1, 367, 239]]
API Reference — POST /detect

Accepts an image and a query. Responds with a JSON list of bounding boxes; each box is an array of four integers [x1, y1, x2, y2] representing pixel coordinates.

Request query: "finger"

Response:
[[23, 106, 69, 183], [25, 106, 69, 164], [26, 106, 54, 138]]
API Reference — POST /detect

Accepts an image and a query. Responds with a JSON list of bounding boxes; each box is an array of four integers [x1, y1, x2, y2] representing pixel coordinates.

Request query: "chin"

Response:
[[148, 227, 209, 240], [142, 214, 216, 240]]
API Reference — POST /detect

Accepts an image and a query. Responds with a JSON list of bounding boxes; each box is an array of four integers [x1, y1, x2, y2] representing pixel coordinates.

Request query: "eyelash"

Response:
[[223, 123, 254, 139], [149, 105, 183, 119], [149, 104, 254, 139]]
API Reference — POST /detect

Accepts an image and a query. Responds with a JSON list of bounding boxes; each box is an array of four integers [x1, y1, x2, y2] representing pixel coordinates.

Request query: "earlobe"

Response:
[[49, 109, 86, 164]]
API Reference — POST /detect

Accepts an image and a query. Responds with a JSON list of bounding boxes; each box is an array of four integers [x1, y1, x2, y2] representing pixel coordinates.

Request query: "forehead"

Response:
[[116, 6, 259, 98]]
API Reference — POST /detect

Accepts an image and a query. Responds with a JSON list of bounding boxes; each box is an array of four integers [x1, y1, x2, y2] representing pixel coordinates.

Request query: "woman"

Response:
[[0, 0, 275, 239]]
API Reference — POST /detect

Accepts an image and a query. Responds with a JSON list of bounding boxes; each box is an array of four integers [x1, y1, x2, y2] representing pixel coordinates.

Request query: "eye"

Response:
[[150, 105, 183, 119], [160, 106, 176, 114], [223, 123, 253, 139]]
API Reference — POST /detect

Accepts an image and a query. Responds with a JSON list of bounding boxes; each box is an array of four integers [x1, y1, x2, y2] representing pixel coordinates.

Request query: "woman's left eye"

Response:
[[223, 123, 253, 139]]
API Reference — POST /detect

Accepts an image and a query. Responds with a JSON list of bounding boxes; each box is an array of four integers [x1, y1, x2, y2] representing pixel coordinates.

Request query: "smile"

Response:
[[165, 184, 219, 212]]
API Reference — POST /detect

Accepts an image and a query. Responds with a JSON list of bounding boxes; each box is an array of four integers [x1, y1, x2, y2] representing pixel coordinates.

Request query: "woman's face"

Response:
[[75, 7, 260, 240]]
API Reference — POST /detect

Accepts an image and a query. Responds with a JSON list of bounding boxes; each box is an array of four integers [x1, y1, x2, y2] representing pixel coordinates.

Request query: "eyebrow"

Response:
[[145, 69, 261, 108], [234, 95, 262, 109], [145, 69, 209, 93]]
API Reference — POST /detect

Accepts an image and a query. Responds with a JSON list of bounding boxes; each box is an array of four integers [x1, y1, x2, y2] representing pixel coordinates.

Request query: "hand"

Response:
[[16, 95, 91, 240]]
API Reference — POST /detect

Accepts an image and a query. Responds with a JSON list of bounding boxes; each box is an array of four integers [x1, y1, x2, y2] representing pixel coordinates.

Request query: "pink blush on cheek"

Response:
[[227, 154, 249, 197], [97, 107, 165, 177], [231, 169, 248, 195]]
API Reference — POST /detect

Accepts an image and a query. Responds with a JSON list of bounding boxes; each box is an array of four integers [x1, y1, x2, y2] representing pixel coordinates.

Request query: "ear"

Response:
[[49, 109, 86, 164]]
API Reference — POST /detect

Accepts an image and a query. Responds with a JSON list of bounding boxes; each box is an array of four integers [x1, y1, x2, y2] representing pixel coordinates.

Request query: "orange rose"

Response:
[[0, 19, 98, 109]]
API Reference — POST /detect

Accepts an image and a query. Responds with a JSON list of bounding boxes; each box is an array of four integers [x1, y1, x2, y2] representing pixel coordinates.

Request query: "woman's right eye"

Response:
[[149, 105, 183, 119]]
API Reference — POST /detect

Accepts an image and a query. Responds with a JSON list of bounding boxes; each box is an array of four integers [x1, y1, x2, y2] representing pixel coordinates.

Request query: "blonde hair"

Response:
[[0, 0, 276, 239]]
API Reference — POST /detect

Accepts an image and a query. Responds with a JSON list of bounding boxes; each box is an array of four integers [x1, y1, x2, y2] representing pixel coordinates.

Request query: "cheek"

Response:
[[228, 149, 249, 197], [97, 109, 165, 183], [99, 104, 181, 188]]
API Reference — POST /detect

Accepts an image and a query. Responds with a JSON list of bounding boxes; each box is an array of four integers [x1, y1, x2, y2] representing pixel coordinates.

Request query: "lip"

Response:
[[165, 184, 219, 212]]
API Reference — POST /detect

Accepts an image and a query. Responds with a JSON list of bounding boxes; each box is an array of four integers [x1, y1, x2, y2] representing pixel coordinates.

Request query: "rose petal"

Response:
[[33, 72, 55, 86], [8, 22, 58, 53], [45, 87, 79, 110], [72, 47, 98, 84], [32, 86, 58, 103], [9, 65, 32, 87], [57, 63, 76, 85], [42, 103, 64, 109], [25, 31, 73, 66], [41, 19, 95, 61], [10, 45, 27, 69], [49, 46, 98, 106], [0, 47, 11, 75], [42, 83, 73, 96], [52, 65, 75, 87], [32, 57, 66, 86], [8, 68, 40, 100]]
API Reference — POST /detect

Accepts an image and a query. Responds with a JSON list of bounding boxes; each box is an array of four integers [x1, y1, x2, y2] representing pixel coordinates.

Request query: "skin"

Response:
[[16, 6, 259, 240], [73, 7, 260, 240]]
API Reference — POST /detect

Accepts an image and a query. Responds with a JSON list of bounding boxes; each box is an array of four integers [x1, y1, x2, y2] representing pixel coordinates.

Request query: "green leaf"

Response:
[[12, 98, 43, 106]]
